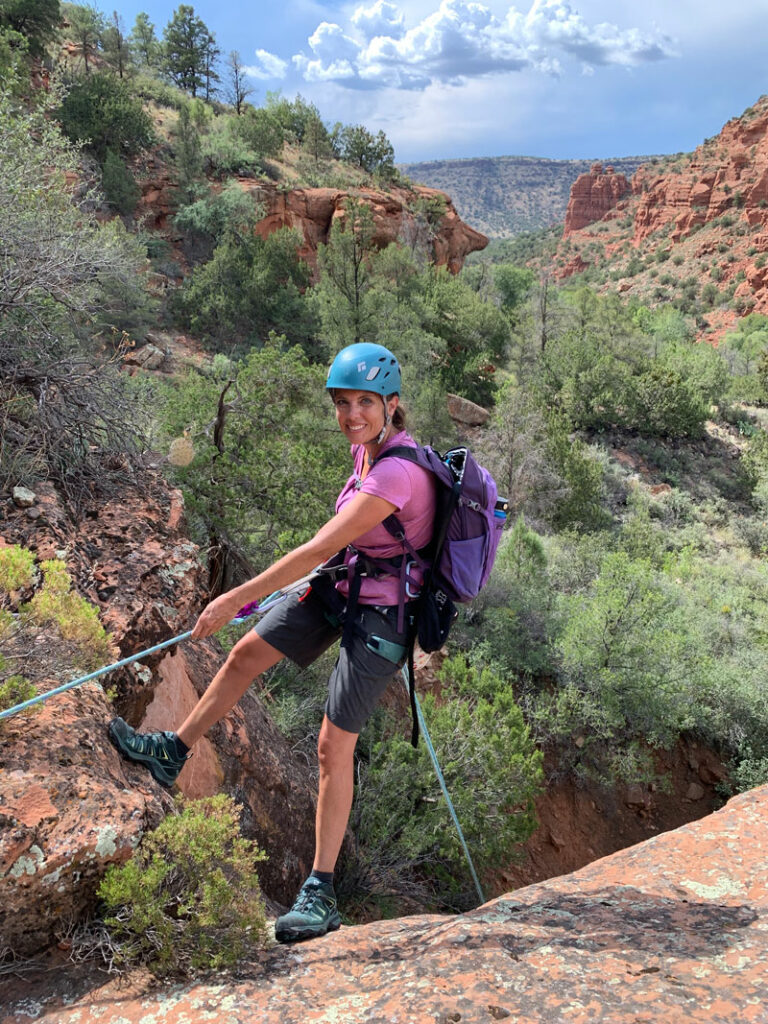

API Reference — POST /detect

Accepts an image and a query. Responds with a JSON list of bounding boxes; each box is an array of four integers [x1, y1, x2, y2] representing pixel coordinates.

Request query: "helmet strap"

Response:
[[375, 395, 392, 446]]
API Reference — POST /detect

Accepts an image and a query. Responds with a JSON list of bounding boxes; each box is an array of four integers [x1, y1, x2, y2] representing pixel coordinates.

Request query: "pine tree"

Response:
[[129, 11, 159, 68], [161, 4, 211, 97]]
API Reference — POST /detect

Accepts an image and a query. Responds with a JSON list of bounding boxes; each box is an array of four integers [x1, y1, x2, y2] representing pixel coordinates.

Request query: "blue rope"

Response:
[[401, 664, 486, 906], [0, 583, 301, 722]]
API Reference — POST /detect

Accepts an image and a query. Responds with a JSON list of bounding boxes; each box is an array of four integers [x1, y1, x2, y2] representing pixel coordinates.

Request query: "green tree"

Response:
[[101, 147, 139, 213], [62, 2, 103, 75], [155, 340, 348, 592], [172, 99, 205, 197], [339, 123, 396, 178], [313, 199, 378, 346], [494, 264, 535, 319], [56, 71, 155, 161], [161, 3, 212, 97], [0, 81, 150, 499], [129, 11, 159, 67], [233, 103, 284, 160], [201, 28, 219, 101], [101, 9, 132, 78], [0, 0, 59, 57], [174, 225, 317, 354]]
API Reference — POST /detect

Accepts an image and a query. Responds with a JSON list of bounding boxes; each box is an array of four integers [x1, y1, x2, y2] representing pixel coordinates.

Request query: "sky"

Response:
[[117, 0, 767, 163]]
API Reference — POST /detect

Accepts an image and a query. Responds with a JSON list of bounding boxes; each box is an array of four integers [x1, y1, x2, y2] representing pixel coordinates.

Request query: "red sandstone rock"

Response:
[[233, 180, 486, 273], [556, 95, 768, 320], [563, 166, 631, 235], [4, 785, 765, 1023]]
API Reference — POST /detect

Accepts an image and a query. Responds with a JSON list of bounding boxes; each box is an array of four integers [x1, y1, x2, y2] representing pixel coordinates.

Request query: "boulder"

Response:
[[446, 393, 491, 426]]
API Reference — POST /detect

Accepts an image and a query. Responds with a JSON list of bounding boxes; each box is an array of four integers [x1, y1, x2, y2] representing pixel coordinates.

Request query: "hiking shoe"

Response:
[[274, 878, 341, 944], [108, 717, 189, 788]]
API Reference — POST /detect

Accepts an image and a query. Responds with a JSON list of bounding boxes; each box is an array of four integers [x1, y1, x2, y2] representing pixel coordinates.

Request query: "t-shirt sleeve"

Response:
[[358, 458, 413, 512]]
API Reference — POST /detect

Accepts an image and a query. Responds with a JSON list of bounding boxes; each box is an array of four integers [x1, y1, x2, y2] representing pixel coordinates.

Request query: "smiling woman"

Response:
[[108, 341, 437, 943]]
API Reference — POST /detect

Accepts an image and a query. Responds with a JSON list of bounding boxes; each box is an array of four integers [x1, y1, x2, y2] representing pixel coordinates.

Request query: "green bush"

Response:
[[101, 149, 140, 215], [27, 560, 115, 670], [0, 674, 36, 716], [99, 794, 268, 975], [0, 544, 35, 592], [350, 659, 543, 907], [56, 73, 155, 162]]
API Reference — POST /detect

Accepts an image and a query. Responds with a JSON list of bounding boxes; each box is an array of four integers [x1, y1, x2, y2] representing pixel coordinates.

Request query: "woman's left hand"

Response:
[[191, 592, 242, 639]]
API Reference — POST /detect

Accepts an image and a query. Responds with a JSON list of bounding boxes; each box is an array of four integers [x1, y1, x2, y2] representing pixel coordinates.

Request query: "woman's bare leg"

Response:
[[177, 631, 284, 747], [313, 715, 359, 873]]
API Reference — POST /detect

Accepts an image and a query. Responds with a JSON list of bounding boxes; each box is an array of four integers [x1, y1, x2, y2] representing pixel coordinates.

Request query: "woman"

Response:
[[109, 342, 437, 943]]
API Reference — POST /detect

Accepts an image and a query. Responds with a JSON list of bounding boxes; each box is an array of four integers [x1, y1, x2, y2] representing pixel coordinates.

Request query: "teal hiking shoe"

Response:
[[274, 878, 341, 944], [108, 717, 189, 788]]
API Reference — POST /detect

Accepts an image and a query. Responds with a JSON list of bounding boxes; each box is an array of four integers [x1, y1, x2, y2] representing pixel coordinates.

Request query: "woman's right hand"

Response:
[[190, 592, 243, 640]]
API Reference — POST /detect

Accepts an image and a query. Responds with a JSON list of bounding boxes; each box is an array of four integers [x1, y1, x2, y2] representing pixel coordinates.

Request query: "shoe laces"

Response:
[[293, 882, 332, 913], [135, 730, 182, 761]]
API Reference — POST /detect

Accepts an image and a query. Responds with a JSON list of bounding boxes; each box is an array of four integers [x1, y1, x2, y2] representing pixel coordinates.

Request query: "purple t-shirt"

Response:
[[335, 431, 437, 606]]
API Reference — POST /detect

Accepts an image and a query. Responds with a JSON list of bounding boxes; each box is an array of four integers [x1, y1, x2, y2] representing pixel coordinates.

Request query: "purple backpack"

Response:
[[375, 445, 507, 649]]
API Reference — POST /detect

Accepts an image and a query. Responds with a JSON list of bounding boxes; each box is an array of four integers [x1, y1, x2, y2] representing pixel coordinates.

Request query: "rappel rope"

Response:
[[0, 570, 320, 722], [1, 573, 486, 905], [402, 663, 486, 906]]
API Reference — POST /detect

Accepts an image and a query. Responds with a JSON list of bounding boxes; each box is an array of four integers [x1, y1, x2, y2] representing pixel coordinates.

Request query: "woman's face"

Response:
[[332, 389, 399, 446]]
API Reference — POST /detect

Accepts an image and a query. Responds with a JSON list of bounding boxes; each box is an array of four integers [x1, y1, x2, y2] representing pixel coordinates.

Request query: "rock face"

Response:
[[563, 162, 631, 235], [0, 469, 317, 955], [234, 180, 488, 273], [4, 784, 765, 1023], [133, 165, 487, 275]]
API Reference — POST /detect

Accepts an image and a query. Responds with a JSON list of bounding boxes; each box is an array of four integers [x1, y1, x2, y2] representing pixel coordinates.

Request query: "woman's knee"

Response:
[[223, 631, 283, 681], [317, 717, 357, 774]]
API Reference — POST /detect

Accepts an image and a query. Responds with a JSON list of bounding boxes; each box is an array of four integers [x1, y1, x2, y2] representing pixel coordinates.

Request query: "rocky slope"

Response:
[[0, 469, 318, 956], [3, 783, 764, 1023], [553, 95, 768, 339]]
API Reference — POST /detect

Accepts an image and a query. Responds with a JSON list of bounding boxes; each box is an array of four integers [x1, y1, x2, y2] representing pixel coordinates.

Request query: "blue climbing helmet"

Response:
[[326, 343, 401, 396]]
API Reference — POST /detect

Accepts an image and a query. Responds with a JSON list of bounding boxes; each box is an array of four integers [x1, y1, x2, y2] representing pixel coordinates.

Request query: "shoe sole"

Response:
[[275, 915, 342, 944], [107, 722, 181, 789]]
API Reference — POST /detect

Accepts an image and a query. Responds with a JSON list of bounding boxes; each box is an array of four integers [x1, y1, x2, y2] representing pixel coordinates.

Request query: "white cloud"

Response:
[[244, 49, 289, 80], [288, 0, 677, 90], [351, 1, 406, 41]]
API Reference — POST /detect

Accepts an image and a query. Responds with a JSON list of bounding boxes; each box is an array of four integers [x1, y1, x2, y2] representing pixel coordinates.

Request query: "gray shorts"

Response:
[[253, 587, 410, 734]]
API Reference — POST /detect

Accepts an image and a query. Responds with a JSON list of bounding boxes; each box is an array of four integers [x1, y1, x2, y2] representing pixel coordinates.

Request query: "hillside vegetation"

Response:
[[399, 155, 651, 237], [3, 0, 768, 961]]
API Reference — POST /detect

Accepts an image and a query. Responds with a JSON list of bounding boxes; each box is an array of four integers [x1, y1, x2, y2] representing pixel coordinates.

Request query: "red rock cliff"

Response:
[[134, 171, 487, 275], [563, 162, 631, 236]]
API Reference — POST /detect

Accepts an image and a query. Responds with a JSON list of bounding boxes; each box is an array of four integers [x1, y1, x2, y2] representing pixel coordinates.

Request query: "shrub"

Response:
[[99, 794, 268, 975], [0, 674, 36, 716], [0, 544, 35, 592], [350, 659, 543, 908], [56, 73, 155, 162], [27, 560, 115, 670]]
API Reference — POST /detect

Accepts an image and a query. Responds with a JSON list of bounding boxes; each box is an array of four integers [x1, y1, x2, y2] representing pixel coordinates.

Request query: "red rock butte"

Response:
[[2, 784, 765, 1023]]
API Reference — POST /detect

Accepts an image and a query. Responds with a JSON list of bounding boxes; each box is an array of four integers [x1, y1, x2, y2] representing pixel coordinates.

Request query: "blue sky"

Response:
[[117, 0, 766, 163]]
